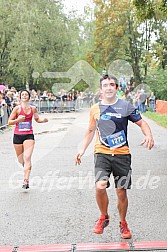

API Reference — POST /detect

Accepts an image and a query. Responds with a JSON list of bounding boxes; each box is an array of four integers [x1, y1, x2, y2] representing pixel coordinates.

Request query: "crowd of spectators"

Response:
[[115, 78, 156, 113], [0, 86, 97, 128], [0, 80, 156, 129]]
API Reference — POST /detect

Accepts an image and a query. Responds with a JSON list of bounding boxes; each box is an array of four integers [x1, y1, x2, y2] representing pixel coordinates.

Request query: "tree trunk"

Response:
[[132, 60, 141, 85], [26, 80, 29, 91]]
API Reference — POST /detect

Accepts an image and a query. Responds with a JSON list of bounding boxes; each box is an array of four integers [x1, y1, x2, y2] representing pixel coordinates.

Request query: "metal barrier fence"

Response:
[[0, 98, 83, 130], [31, 99, 77, 113], [0, 106, 8, 131]]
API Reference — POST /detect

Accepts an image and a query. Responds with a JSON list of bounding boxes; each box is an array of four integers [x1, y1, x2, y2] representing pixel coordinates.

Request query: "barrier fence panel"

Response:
[[0, 106, 8, 130], [31, 99, 76, 113], [0, 98, 78, 131]]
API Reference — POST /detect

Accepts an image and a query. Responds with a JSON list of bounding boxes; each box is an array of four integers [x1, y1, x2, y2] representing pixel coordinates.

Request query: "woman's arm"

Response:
[[8, 106, 25, 125], [33, 107, 48, 123]]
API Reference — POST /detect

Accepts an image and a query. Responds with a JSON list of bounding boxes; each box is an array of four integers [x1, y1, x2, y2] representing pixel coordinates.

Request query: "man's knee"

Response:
[[96, 180, 108, 191]]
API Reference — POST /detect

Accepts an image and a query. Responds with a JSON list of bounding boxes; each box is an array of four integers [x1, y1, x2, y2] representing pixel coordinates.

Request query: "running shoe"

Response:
[[119, 220, 132, 239], [22, 179, 29, 190], [92, 214, 110, 234]]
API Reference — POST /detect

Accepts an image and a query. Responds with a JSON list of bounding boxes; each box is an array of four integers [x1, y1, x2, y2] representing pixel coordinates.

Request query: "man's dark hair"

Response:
[[100, 74, 119, 88], [19, 90, 31, 99]]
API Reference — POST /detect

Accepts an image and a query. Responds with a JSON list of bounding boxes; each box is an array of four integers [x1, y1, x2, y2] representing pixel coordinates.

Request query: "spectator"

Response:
[[149, 92, 156, 112], [139, 89, 147, 113], [5, 91, 14, 117]]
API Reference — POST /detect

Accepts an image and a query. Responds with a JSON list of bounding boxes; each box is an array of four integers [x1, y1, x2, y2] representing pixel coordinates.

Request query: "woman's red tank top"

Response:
[[14, 106, 33, 135]]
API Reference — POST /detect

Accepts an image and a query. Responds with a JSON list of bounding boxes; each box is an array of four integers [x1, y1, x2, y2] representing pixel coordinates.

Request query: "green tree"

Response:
[[133, 0, 167, 71], [93, 0, 146, 84], [7, 0, 76, 89], [0, 0, 92, 91], [0, 0, 17, 83], [133, 0, 167, 20], [145, 67, 167, 100]]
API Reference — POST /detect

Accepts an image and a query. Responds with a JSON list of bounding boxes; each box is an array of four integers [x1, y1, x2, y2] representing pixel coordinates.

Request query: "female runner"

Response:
[[8, 90, 48, 189]]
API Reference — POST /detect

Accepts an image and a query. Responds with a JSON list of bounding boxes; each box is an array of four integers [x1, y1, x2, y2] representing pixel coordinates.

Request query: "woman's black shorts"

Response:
[[13, 134, 35, 144]]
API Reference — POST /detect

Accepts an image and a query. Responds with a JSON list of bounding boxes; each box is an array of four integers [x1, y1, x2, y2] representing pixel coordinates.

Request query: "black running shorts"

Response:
[[94, 153, 132, 189], [13, 134, 35, 144]]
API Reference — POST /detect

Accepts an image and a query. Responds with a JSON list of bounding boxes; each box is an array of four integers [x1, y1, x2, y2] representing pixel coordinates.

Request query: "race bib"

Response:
[[18, 122, 31, 131], [106, 130, 126, 149]]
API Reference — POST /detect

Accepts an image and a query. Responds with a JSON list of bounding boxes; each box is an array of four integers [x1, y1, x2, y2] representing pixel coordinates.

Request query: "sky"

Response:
[[63, 0, 93, 15]]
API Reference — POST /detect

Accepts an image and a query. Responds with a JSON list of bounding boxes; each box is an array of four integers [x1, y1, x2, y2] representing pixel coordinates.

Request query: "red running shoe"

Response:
[[119, 220, 132, 239], [92, 214, 110, 234]]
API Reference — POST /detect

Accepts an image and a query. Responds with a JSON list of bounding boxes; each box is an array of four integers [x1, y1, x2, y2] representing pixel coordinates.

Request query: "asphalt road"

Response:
[[0, 108, 167, 247]]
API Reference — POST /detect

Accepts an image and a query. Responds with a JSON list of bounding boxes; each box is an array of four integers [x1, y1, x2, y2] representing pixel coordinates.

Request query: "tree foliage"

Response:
[[133, 0, 167, 20], [92, 0, 146, 83], [91, 0, 167, 99], [0, 0, 167, 99], [0, 0, 93, 91], [145, 68, 167, 100]]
